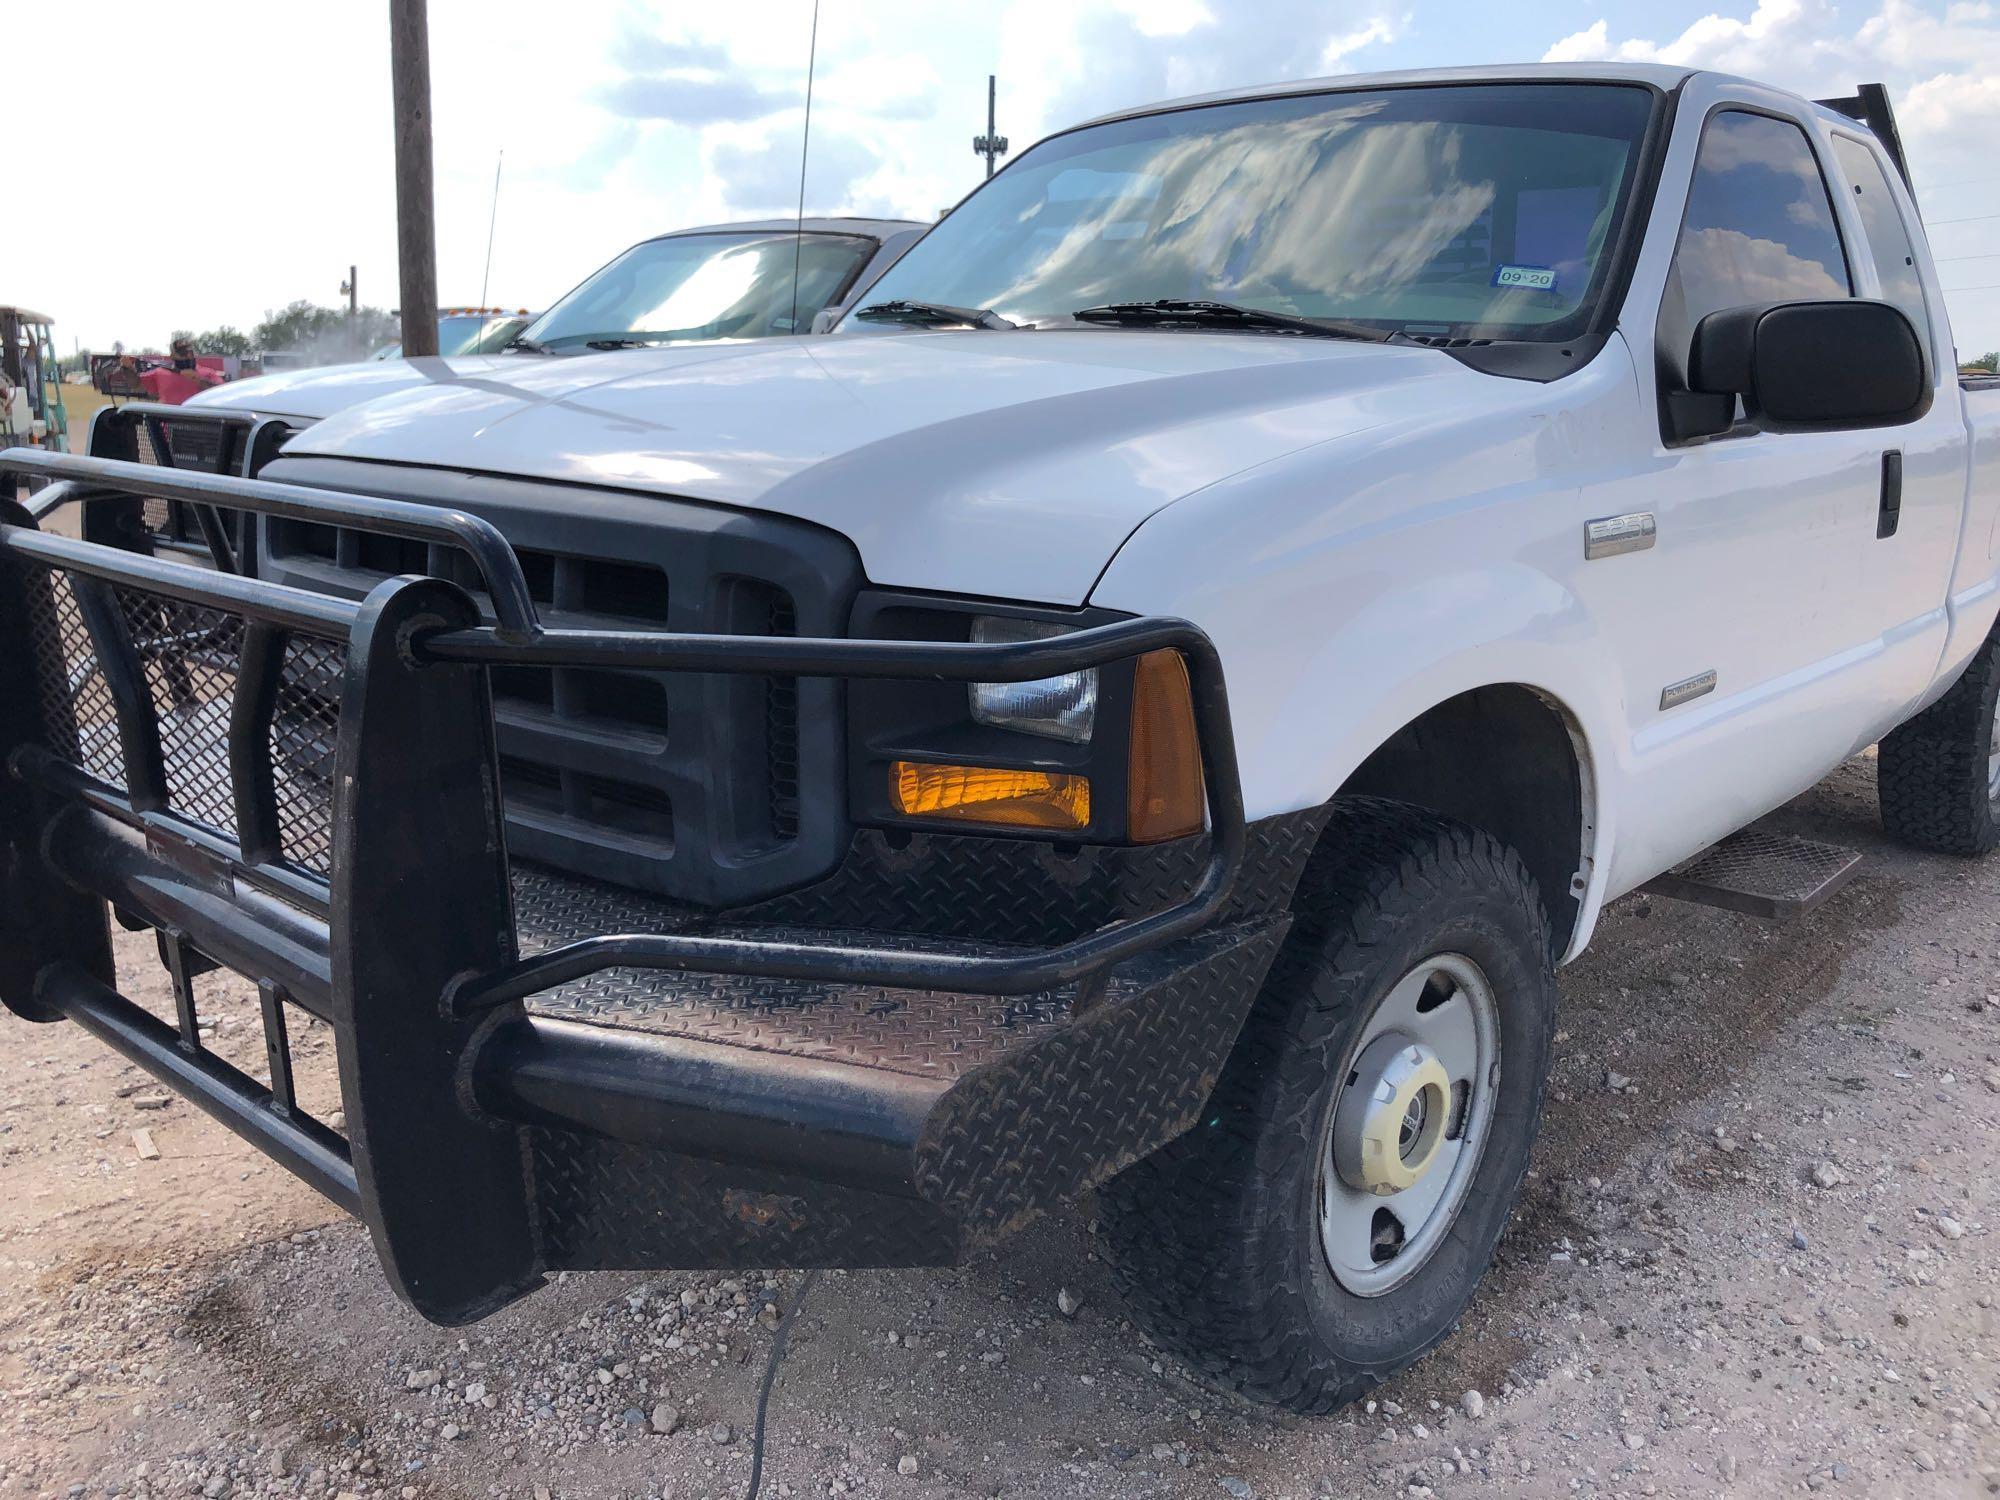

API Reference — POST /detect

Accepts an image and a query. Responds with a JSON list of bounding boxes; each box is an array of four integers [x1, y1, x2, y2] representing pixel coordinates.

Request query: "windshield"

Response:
[[852, 83, 1656, 341], [443, 315, 530, 355], [522, 232, 877, 350], [375, 314, 528, 360]]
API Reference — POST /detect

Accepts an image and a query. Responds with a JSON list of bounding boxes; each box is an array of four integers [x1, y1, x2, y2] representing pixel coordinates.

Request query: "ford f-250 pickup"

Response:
[[3, 63, 1996, 1414]]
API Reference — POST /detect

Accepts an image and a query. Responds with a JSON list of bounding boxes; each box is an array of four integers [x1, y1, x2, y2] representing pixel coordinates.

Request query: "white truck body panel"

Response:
[[1103, 71, 1999, 954], [277, 331, 1500, 605], [201, 67, 2000, 965], [192, 355, 517, 422]]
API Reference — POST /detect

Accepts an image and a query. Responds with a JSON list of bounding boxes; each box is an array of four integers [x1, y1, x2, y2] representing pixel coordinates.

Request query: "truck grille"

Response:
[[255, 465, 857, 907], [761, 588, 801, 841]]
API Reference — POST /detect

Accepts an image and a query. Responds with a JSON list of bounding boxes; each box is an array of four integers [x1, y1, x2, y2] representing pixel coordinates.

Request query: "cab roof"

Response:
[[646, 216, 926, 242], [1075, 62, 1702, 129]]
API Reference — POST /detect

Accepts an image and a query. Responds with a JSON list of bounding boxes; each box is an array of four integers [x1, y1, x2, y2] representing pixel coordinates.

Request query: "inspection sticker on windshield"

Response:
[[1492, 264, 1558, 292]]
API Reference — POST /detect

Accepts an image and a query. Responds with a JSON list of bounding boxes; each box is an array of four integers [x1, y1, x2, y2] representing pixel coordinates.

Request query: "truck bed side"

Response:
[[1913, 376, 2000, 707]]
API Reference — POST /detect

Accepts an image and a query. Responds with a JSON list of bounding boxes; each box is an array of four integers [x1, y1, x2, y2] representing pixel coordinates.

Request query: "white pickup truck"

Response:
[[2, 63, 1995, 1415], [189, 216, 926, 424]]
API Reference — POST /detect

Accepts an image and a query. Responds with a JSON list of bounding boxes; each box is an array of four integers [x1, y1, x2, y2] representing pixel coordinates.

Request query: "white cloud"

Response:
[[1543, 0, 2000, 353], [1545, 0, 1815, 69], [1109, 0, 1218, 38], [1324, 19, 1401, 69], [999, 0, 1401, 135]]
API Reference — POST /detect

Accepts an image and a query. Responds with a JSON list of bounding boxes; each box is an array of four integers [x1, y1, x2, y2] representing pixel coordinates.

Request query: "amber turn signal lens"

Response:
[[1128, 649, 1204, 843], [891, 760, 1091, 831]]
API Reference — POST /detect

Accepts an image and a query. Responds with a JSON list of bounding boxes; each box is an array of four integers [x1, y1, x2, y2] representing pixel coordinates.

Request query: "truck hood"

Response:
[[189, 355, 518, 421], [281, 331, 1498, 603]]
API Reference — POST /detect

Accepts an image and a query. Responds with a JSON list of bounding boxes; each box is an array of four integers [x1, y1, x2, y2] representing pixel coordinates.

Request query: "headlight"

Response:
[[968, 616, 1098, 743]]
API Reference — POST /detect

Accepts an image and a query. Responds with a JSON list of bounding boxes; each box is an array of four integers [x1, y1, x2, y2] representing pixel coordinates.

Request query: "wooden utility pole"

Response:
[[389, 0, 439, 356]]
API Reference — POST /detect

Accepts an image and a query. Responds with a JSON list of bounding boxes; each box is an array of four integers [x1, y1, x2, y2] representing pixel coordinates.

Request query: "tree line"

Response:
[[166, 301, 400, 360]]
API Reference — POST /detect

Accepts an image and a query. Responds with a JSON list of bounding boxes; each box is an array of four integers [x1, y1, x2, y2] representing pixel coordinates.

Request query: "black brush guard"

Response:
[[0, 448, 1288, 1325]]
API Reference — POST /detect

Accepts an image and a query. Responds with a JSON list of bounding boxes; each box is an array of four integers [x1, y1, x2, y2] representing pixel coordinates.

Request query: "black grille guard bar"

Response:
[[0, 446, 1247, 1007], [2, 523, 359, 636], [91, 400, 278, 432], [6, 448, 538, 640]]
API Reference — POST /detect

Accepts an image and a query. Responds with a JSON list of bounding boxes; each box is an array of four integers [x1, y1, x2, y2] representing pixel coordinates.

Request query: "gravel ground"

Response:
[[2, 754, 1997, 1500]]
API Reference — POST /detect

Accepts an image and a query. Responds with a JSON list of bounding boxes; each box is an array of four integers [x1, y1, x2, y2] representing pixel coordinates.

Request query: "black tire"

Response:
[[1099, 798, 1557, 1414], [1878, 632, 2000, 856]]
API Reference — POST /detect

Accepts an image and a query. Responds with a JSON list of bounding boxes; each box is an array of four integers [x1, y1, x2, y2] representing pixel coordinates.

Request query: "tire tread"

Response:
[[1879, 633, 2000, 856], [1099, 798, 1554, 1414]]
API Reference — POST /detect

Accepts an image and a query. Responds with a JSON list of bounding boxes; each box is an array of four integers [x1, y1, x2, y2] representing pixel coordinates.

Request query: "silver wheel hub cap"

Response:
[[1332, 1037, 1451, 1194], [1987, 694, 2000, 801], [1319, 953, 1501, 1297]]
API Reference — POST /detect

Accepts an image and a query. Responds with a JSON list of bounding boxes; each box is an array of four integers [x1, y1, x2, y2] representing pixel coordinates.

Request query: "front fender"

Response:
[[1167, 559, 1625, 956], [1089, 346, 1643, 958]]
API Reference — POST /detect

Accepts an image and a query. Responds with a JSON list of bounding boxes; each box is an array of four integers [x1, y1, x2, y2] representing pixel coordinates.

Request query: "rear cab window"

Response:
[[1828, 134, 1933, 377]]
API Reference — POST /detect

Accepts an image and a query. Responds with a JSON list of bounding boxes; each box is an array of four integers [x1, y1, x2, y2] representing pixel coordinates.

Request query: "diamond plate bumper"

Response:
[[0, 449, 1309, 1324]]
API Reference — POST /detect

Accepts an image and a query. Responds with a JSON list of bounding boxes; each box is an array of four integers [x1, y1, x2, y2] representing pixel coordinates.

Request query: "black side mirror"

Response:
[[1685, 299, 1929, 438]]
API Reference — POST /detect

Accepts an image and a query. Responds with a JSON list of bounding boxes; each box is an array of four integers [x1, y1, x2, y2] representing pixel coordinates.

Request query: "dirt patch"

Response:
[[3, 753, 1998, 1499]]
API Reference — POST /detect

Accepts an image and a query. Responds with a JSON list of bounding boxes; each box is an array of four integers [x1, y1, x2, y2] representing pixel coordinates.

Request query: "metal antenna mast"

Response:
[[788, 0, 822, 337], [973, 74, 1008, 178], [480, 149, 504, 308]]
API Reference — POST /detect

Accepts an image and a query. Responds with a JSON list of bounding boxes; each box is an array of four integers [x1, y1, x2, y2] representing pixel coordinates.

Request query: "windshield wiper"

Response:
[[1070, 299, 1393, 343], [502, 335, 551, 354], [852, 300, 1018, 331], [584, 337, 656, 350]]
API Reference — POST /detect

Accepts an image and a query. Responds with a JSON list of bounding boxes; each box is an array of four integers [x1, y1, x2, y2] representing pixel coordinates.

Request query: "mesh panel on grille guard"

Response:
[[20, 558, 347, 879], [24, 568, 124, 785], [271, 636, 344, 873], [112, 588, 245, 839]]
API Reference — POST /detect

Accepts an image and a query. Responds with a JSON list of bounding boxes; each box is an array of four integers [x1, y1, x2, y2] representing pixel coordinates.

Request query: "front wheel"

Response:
[[1099, 798, 1557, 1413]]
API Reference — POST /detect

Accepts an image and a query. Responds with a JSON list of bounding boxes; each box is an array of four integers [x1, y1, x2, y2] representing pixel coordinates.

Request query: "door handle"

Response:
[[1877, 450, 1903, 539]]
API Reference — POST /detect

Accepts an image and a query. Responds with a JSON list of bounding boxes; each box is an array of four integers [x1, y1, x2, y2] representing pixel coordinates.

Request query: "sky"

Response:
[[13, 0, 2000, 357]]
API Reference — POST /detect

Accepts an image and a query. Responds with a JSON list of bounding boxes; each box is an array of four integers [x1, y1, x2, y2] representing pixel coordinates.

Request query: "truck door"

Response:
[[1823, 128, 1969, 692], [1590, 85, 1960, 894]]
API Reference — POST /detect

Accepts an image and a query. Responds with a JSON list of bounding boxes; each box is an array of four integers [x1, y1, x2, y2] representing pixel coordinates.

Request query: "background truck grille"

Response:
[[256, 463, 859, 907], [117, 412, 295, 557], [134, 419, 224, 546], [22, 566, 343, 877], [136, 416, 229, 472]]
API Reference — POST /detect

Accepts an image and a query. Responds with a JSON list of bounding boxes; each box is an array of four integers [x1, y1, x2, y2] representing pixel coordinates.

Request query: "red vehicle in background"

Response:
[[134, 339, 225, 405], [92, 346, 239, 400]]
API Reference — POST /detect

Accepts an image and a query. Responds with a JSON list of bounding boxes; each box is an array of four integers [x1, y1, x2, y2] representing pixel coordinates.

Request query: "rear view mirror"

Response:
[[1687, 299, 1929, 434]]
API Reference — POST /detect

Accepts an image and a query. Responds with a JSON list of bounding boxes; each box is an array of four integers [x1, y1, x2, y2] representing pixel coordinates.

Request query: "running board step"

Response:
[[1642, 828, 1862, 919]]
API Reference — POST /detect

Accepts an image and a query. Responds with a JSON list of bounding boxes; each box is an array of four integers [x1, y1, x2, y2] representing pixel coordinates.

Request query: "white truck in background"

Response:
[[193, 217, 926, 422], [4, 64, 1995, 1414]]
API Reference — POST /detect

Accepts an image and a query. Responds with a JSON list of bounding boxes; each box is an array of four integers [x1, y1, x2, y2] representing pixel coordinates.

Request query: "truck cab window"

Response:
[[1659, 110, 1852, 396], [1830, 134, 1932, 372]]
